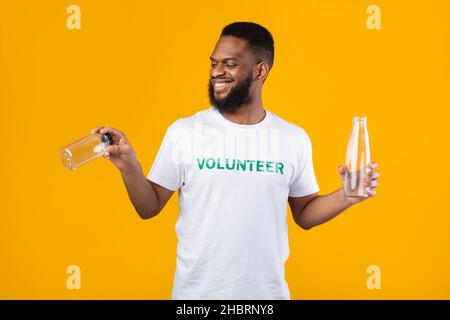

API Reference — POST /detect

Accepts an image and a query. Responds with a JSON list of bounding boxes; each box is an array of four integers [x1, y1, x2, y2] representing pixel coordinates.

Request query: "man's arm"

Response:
[[289, 188, 352, 230], [89, 126, 175, 220], [120, 162, 174, 220], [289, 162, 380, 230]]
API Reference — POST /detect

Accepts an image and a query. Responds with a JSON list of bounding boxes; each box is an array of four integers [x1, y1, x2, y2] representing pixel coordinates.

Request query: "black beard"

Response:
[[208, 72, 254, 113]]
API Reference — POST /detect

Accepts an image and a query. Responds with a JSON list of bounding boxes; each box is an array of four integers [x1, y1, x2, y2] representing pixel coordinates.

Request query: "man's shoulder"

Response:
[[270, 111, 311, 141]]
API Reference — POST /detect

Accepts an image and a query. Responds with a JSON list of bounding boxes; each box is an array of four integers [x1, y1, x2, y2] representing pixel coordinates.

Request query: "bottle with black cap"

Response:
[[60, 132, 114, 170]]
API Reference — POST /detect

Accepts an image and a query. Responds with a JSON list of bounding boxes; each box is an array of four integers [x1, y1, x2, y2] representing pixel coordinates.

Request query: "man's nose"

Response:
[[210, 64, 226, 78]]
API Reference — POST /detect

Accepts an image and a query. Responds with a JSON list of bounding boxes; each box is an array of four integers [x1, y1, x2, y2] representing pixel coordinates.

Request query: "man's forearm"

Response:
[[296, 188, 353, 230], [120, 162, 160, 219]]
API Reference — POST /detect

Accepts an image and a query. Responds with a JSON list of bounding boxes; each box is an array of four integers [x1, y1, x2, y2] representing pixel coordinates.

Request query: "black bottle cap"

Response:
[[101, 133, 114, 146]]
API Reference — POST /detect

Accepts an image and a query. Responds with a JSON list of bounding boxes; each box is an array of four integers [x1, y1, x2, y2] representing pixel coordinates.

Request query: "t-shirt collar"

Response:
[[209, 105, 272, 129]]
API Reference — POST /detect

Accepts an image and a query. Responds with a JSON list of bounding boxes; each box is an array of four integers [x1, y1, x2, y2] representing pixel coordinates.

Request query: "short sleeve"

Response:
[[147, 126, 184, 192], [288, 131, 320, 197]]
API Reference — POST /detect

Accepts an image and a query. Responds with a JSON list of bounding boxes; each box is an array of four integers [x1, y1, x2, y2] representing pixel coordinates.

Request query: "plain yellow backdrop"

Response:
[[0, 0, 449, 299]]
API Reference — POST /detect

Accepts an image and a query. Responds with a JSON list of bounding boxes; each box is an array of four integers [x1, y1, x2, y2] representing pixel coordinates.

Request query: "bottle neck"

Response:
[[353, 117, 367, 127]]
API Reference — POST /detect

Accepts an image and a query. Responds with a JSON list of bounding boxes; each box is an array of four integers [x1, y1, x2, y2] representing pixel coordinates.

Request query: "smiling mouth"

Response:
[[212, 80, 233, 92]]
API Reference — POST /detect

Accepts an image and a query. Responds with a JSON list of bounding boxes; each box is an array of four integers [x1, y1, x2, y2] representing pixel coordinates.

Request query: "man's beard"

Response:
[[208, 72, 254, 113]]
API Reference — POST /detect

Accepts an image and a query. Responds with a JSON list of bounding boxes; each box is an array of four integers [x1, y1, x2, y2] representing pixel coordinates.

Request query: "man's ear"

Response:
[[255, 61, 270, 81]]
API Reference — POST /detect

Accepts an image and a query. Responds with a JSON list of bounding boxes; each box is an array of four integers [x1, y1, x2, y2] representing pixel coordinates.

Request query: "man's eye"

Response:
[[226, 64, 237, 68]]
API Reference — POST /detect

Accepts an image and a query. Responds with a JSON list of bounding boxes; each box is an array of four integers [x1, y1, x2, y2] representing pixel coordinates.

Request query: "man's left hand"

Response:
[[338, 161, 380, 206]]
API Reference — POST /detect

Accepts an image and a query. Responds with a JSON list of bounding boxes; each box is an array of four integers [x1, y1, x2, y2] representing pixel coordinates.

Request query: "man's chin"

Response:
[[212, 96, 228, 107], [214, 91, 229, 100]]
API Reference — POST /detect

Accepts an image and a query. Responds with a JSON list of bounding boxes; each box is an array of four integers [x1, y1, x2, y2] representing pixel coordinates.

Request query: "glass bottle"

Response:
[[60, 133, 114, 170], [343, 117, 371, 198]]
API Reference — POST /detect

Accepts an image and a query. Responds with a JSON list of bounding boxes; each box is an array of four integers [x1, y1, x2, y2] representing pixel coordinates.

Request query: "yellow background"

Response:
[[1, 0, 449, 299]]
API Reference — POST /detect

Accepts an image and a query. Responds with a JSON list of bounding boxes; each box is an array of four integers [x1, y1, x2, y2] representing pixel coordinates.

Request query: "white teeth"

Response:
[[214, 82, 230, 87]]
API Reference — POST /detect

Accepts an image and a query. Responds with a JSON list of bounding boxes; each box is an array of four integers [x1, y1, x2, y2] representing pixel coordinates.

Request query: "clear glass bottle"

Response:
[[343, 117, 371, 198], [60, 133, 114, 170]]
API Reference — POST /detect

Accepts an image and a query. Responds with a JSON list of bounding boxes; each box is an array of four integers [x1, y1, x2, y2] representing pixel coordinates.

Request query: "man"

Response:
[[91, 22, 380, 299]]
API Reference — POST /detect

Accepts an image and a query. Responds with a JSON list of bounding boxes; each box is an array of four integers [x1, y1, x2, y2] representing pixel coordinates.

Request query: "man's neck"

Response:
[[219, 102, 266, 125]]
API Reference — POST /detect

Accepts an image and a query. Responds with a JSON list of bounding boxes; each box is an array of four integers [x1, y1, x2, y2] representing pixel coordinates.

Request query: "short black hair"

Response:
[[221, 22, 274, 69]]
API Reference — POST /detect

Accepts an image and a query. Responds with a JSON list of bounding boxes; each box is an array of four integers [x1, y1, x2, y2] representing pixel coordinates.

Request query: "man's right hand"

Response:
[[90, 126, 139, 173]]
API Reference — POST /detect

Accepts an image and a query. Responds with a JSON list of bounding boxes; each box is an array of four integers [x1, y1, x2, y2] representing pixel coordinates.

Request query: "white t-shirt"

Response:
[[147, 106, 319, 300]]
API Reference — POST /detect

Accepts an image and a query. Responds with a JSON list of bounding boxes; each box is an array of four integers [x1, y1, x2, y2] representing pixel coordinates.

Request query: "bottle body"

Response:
[[60, 133, 113, 170], [343, 117, 371, 198]]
